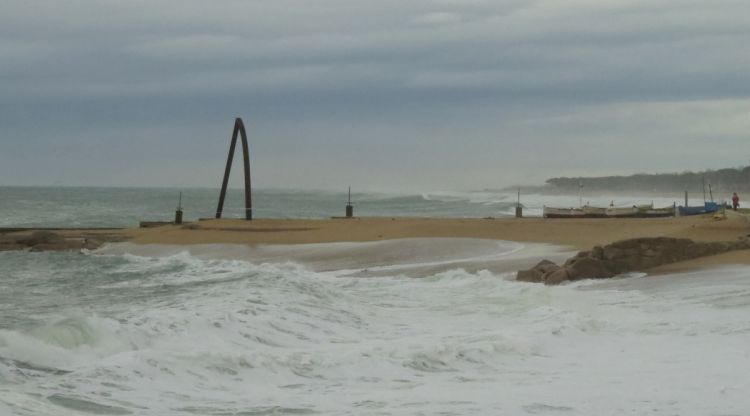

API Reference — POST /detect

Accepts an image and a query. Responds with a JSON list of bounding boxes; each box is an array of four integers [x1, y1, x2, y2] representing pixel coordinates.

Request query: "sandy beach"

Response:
[[105, 211, 750, 273], [5, 211, 748, 275], [123, 212, 748, 248]]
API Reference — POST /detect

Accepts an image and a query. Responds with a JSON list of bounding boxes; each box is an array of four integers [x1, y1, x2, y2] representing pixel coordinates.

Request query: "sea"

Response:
[[1, 186, 749, 415]]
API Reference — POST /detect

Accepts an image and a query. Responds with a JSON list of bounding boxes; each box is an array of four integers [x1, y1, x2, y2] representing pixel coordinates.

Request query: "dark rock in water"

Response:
[[602, 246, 625, 261], [515, 269, 539, 283], [0, 239, 25, 251], [517, 259, 561, 283], [30, 238, 104, 252], [565, 257, 612, 281], [563, 251, 589, 267], [542, 268, 570, 285], [16, 231, 64, 247], [3, 231, 105, 252], [534, 260, 561, 274], [83, 238, 102, 250], [590, 246, 604, 260], [30, 242, 77, 252], [516, 236, 750, 285]]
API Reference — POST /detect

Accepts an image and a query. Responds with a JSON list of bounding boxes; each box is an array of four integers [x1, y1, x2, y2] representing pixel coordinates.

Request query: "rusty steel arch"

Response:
[[216, 117, 252, 220]]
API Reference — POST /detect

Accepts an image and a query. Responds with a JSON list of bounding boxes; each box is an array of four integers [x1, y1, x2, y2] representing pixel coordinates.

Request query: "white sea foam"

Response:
[[2, 245, 750, 415], [98, 238, 573, 278]]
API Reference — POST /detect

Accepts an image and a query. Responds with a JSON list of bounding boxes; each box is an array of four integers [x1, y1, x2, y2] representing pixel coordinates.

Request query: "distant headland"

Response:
[[512, 166, 750, 195]]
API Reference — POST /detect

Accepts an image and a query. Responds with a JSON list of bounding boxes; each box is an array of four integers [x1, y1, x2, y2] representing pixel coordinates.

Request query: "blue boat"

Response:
[[678, 202, 720, 216]]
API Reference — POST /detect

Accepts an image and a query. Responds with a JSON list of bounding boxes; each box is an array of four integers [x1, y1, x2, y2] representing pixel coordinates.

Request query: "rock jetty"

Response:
[[517, 237, 750, 285], [0, 231, 104, 252]]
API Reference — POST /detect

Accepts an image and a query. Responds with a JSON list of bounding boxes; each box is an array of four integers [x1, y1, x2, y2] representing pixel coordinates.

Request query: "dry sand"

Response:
[[126, 213, 749, 250]]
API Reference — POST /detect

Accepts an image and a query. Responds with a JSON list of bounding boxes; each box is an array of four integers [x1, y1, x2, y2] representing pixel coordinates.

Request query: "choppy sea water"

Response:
[[0, 186, 685, 227], [1, 187, 749, 415], [2, 245, 750, 415]]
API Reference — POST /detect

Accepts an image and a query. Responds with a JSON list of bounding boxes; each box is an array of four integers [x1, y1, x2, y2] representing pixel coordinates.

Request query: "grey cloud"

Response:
[[1, 0, 750, 190]]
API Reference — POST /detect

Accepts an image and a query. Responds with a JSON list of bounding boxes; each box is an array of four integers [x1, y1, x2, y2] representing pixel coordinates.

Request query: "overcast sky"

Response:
[[2, 0, 750, 191]]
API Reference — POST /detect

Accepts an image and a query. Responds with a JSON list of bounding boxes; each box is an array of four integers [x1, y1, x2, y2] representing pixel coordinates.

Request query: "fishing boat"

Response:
[[542, 206, 586, 218], [640, 206, 676, 217], [605, 203, 653, 218], [678, 202, 720, 216], [678, 177, 723, 216], [605, 206, 638, 217], [544, 205, 621, 219], [582, 206, 608, 217]]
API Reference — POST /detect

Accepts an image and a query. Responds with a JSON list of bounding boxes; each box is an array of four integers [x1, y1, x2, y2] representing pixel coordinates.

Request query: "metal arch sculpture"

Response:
[[216, 117, 252, 220]]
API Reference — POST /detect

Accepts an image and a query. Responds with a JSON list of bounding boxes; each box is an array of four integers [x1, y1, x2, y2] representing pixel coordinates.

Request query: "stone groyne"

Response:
[[517, 237, 750, 285], [0, 230, 126, 252]]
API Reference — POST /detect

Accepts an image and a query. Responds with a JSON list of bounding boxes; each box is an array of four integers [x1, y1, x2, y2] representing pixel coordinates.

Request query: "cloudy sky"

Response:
[[2, 0, 750, 191]]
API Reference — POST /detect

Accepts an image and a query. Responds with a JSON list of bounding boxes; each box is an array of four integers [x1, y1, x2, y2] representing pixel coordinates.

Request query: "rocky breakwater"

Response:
[[517, 237, 750, 285], [0, 231, 105, 252]]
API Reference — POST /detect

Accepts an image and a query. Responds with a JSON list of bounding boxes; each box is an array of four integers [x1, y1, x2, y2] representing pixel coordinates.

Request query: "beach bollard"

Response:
[[515, 188, 523, 218], [345, 186, 354, 218], [175, 192, 184, 224]]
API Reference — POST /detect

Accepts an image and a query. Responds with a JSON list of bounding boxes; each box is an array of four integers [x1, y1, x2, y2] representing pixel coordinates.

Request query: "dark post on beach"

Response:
[[346, 186, 354, 218], [216, 117, 252, 220], [175, 192, 183, 225], [515, 188, 523, 218]]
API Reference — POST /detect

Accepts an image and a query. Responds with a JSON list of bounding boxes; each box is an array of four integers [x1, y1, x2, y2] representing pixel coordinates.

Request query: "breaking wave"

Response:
[[2, 249, 750, 415]]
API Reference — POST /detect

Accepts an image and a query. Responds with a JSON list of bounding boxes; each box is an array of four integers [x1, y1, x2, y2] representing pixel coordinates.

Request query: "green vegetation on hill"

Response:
[[545, 167, 750, 194]]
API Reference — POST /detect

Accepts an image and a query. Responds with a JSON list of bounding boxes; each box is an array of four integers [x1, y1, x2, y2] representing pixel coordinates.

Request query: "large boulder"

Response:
[[563, 251, 590, 267], [516, 259, 561, 283], [590, 246, 604, 260], [517, 236, 750, 285], [565, 257, 613, 281], [602, 246, 625, 261], [542, 268, 570, 285], [0, 236, 24, 251], [0, 231, 113, 252], [16, 231, 64, 247]]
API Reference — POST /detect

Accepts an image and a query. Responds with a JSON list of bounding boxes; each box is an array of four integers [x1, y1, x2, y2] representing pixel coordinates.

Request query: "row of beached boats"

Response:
[[543, 201, 724, 218], [543, 203, 674, 218]]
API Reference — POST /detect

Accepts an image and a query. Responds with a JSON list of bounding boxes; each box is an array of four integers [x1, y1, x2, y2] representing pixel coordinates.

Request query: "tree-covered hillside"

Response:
[[545, 167, 750, 194]]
